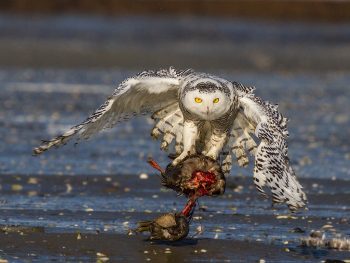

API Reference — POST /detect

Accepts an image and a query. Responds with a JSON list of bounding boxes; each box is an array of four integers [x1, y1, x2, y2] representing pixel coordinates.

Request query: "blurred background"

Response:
[[1, 0, 350, 70], [0, 1, 349, 260], [1, 0, 349, 176]]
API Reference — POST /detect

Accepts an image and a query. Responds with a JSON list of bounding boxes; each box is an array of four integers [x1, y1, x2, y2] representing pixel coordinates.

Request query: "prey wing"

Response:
[[33, 68, 181, 154]]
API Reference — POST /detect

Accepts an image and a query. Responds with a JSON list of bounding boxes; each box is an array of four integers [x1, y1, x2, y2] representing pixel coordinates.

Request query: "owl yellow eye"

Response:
[[213, 98, 220, 103], [194, 97, 202, 103]]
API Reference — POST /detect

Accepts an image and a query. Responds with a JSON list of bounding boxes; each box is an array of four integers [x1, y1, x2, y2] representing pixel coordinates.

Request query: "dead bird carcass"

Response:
[[136, 213, 189, 241], [135, 155, 225, 241]]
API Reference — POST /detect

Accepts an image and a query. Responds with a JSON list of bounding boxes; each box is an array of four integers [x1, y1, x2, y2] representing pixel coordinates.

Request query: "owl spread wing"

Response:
[[226, 83, 307, 212], [33, 68, 181, 155]]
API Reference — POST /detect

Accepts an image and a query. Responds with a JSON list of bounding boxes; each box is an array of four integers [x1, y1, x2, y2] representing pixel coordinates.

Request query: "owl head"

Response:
[[181, 81, 232, 121]]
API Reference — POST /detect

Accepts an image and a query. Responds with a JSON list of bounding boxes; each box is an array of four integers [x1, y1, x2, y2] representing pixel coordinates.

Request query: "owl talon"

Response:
[[172, 158, 180, 166], [172, 153, 187, 166], [168, 153, 178, 160], [204, 151, 219, 161]]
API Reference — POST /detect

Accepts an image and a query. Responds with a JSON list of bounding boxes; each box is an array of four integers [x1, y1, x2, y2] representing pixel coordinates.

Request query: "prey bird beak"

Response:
[[147, 158, 165, 174]]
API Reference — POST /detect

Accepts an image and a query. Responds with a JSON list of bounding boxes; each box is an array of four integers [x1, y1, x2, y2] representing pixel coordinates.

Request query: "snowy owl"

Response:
[[34, 67, 307, 211]]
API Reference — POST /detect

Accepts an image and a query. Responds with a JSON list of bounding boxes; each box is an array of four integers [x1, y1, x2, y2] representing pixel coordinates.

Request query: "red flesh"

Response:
[[190, 170, 216, 196], [181, 196, 197, 217], [181, 170, 217, 217], [148, 159, 218, 218]]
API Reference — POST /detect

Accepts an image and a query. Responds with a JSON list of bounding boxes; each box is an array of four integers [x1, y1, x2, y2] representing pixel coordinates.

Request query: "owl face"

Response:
[[182, 89, 231, 121]]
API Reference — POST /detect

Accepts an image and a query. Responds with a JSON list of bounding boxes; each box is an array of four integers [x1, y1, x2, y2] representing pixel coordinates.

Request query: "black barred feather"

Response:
[[33, 67, 182, 155], [234, 83, 307, 211]]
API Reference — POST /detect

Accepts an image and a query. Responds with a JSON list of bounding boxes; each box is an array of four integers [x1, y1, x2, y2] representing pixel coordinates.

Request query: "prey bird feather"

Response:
[[33, 67, 307, 211]]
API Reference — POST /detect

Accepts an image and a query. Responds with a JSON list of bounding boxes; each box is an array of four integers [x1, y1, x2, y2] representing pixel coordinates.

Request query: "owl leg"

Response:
[[203, 130, 227, 160], [199, 123, 212, 155], [172, 120, 198, 166]]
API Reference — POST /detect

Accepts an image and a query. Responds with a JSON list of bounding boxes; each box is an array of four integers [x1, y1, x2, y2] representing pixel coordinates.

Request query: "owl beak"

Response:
[[206, 106, 210, 115]]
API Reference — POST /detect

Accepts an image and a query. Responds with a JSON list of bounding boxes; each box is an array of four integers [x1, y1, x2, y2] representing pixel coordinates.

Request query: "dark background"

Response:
[[1, 0, 350, 22], [0, 0, 350, 71]]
